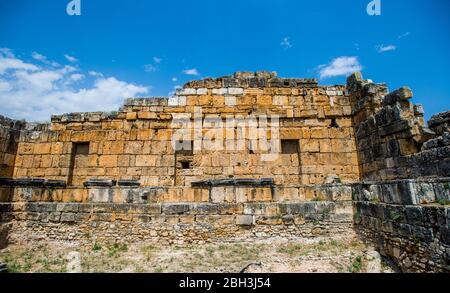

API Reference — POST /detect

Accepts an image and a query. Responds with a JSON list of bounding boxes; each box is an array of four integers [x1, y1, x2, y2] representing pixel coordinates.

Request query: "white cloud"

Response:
[[376, 44, 396, 53], [0, 48, 14, 58], [70, 73, 85, 81], [182, 68, 200, 76], [398, 32, 410, 39], [172, 77, 178, 82], [64, 54, 78, 63], [0, 80, 11, 92], [31, 52, 46, 62], [0, 49, 149, 121], [88, 71, 103, 78], [144, 64, 158, 73], [14, 70, 63, 92], [280, 37, 293, 49], [31, 52, 60, 67], [318, 56, 362, 79], [0, 50, 39, 74], [144, 57, 162, 73]]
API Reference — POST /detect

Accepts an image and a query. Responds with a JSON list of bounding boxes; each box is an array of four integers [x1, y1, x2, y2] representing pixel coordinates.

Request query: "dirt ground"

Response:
[[0, 236, 394, 273]]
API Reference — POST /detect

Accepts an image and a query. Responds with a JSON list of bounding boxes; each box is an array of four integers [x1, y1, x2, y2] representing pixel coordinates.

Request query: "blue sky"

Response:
[[0, 0, 449, 121]]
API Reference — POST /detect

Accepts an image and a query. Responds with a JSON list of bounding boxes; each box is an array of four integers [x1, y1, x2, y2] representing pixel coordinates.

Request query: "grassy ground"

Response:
[[0, 237, 388, 273]]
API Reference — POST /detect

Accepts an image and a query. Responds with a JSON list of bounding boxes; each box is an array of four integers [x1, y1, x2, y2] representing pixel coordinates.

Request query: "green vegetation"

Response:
[[389, 210, 403, 221], [443, 182, 449, 190], [92, 242, 102, 251], [107, 243, 128, 257], [437, 199, 450, 206], [349, 255, 362, 273]]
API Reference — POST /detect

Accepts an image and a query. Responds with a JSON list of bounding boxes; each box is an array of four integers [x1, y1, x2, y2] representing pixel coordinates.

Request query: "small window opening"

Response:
[[281, 140, 299, 154], [330, 118, 339, 128], [181, 161, 191, 169], [74, 143, 89, 156]]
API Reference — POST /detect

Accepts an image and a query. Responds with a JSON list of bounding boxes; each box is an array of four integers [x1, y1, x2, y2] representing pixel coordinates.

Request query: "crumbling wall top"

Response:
[[181, 71, 318, 90], [0, 115, 26, 130]]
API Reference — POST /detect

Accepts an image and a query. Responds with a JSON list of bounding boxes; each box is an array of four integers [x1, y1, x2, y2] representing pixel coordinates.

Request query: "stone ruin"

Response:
[[0, 71, 449, 272]]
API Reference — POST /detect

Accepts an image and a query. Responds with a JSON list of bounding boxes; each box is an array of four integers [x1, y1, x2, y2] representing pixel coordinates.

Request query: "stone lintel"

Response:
[[191, 178, 274, 188], [84, 179, 117, 188]]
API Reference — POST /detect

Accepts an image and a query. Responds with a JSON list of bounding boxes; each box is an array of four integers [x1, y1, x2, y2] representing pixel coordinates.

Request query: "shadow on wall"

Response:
[[0, 223, 11, 249]]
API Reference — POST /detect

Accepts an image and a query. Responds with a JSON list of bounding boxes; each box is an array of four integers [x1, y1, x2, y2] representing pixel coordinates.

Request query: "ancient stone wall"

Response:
[[348, 72, 450, 272], [11, 71, 359, 189], [348, 73, 449, 181], [0, 186, 354, 245], [0, 115, 23, 178], [0, 71, 449, 273], [353, 178, 450, 272]]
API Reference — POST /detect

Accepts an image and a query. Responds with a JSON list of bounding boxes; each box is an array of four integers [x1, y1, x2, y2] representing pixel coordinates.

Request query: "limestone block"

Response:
[[330, 185, 352, 201], [413, 182, 436, 204], [212, 96, 225, 107], [336, 118, 352, 128], [433, 182, 450, 202], [197, 88, 208, 95], [168, 96, 179, 106], [34, 143, 52, 155], [319, 139, 332, 153], [88, 188, 114, 203], [135, 155, 157, 167], [257, 95, 272, 106], [273, 95, 288, 106], [50, 142, 64, 154], [177, 88, 196, 95], [398, 139, 419, 155], [212, 88, 228, 95], [60, 213, 76, 223], [300, 140, 320, 153], [102, 141, 124, 154], [210, 187, 225, 203], [228, 88, 244, 95], [280, 128, 301, 140], [294, 109, 317, 118], [225, 96, 237, 106], [236, 215, 254, 226], [237, 95, 253, 106], [124, 141, 143, 155], [126, 112, 137, 121], [138, 112, 158, 120], [244, 203, 279, 216], [18, 143, 34, 155], [178, 96, 187, 106], [162, 203, 190, 215], [137, 130, 153, 141], [309, 128, 328, 139], [285, 108, 294, 118], [99, 155, 118, 167], [383, 87, 413, 105]]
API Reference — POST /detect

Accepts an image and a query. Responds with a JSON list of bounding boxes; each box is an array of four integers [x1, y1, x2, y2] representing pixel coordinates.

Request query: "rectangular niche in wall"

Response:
[[175, 141, 194, 169], [68, 142, 90, 186], [174, 140, 194, 186], [281, 139, 299, 154]]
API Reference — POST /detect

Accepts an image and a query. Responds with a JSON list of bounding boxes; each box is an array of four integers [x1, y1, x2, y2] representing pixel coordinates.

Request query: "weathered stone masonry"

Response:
[[0, 71, 449, 272], [347, 73, 450, 272]]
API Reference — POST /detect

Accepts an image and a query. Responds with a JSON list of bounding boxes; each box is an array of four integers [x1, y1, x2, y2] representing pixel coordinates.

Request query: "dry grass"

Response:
[[0, 237, 376, 273]]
